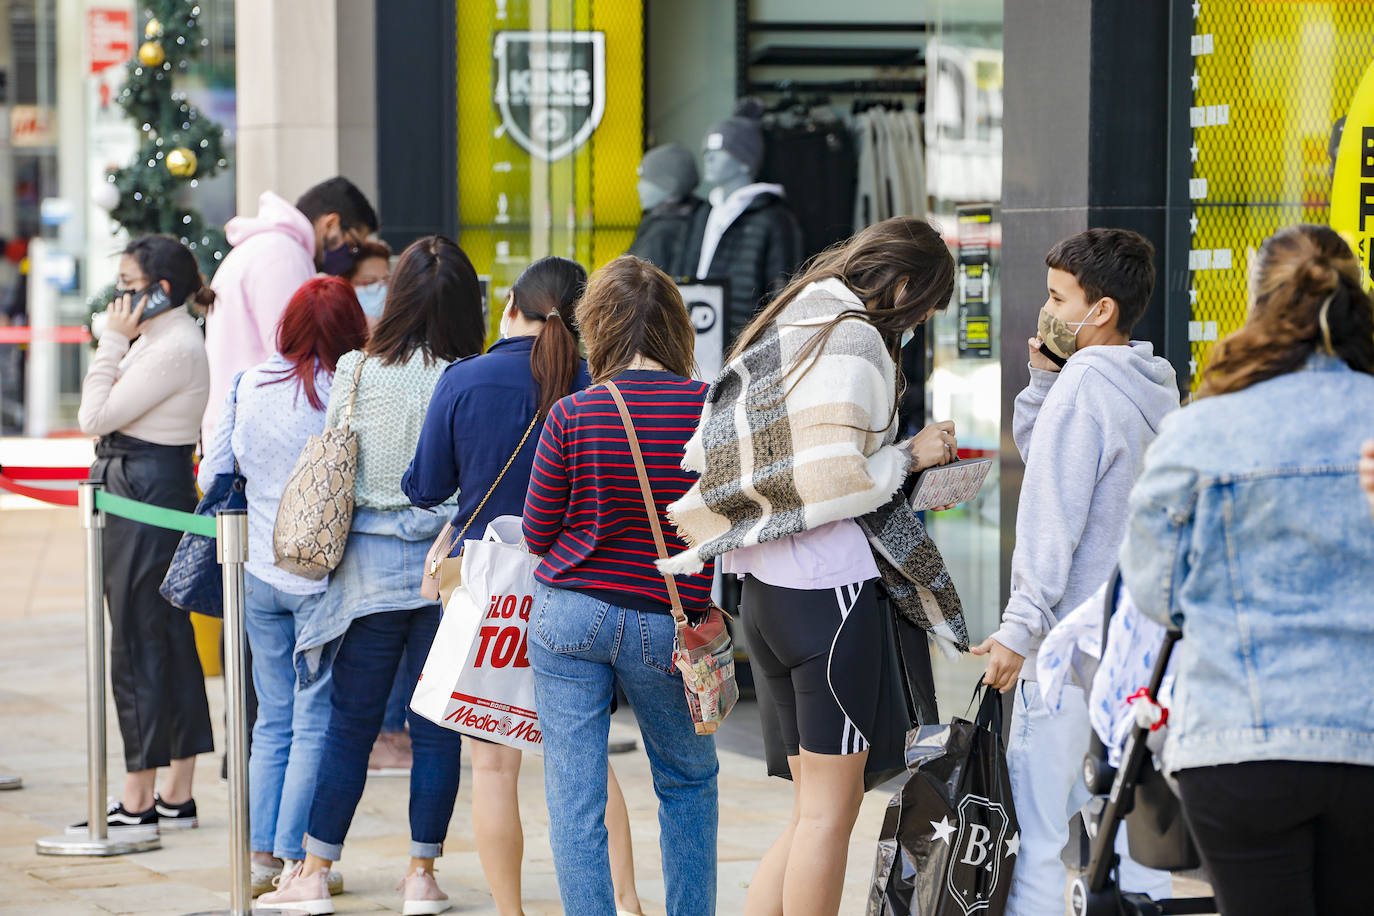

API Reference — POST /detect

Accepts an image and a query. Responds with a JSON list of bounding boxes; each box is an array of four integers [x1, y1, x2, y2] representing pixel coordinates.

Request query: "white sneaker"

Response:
[[251, 860, 281, 897]]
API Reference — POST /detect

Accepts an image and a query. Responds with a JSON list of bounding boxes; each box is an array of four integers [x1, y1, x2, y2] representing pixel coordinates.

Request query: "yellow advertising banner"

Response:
[[1186, 1, 1374, 388], [456, 0, 643, 337], [1330, 59, 1374, 289]]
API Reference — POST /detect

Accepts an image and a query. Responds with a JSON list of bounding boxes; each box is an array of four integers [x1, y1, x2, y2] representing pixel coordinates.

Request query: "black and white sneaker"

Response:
[[155, 794, 199, 829], [66, 799, 159, 835]]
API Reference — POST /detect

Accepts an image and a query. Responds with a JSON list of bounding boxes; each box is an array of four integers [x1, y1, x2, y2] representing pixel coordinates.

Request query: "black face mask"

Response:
[[320, 232, 356, 276]]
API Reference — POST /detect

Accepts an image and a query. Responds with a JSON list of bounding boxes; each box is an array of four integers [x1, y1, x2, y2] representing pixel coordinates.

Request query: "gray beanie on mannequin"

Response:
[[638, 143, 699, 198], [704, 98, 766, 174]]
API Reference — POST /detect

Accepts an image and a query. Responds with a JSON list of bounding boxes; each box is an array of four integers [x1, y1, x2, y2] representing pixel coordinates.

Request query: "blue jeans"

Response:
[[530, 584, 719, 916], [381, 647, 409, 734], [303, 605, 462, 860], [1005, 681, 1172, 915], [244, 574, 331, 860]]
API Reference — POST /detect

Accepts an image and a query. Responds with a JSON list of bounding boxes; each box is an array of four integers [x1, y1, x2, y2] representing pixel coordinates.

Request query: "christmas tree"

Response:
[[90, 0, 230, 321]]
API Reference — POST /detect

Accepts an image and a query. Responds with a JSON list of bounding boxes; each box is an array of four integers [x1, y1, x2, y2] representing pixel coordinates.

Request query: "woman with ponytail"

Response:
[[1120, 224, 1374, 916], [402, 256, 644, 916]]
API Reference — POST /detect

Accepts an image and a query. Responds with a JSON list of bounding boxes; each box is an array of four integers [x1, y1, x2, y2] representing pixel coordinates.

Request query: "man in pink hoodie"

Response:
[[203, 176, 378, 444]]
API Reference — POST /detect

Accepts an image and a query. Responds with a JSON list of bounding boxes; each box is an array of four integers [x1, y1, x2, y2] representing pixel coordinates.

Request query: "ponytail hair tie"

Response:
[[1318, 291, 1336, 356], [546, 308, 561, 320]]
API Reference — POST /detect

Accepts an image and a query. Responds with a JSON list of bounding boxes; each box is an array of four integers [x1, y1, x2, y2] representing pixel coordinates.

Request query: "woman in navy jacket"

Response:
[[402, 257, 643, 916]]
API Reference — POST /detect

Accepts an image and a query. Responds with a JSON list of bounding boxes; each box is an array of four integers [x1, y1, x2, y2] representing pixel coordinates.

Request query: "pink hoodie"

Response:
[[203, 191, 317, 445]]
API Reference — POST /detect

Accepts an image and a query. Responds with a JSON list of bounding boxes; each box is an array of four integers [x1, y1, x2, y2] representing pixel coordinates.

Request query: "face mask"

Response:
[[321, 237, 356, 276], [1037, 300, 1101, 364], [355, 281, 386, 320], [498, 309, 512, 339], [900, 328, 916, 349]]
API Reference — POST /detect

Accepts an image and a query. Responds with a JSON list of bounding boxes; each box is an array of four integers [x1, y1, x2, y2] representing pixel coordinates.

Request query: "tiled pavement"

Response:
[[0, 506, 903, 914], [0, 504, 1208, 914]]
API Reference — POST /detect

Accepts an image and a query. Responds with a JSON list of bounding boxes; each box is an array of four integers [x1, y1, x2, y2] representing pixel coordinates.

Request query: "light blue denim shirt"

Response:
[[199, 357, 333, 596], [1120, 353, 1374, 774]]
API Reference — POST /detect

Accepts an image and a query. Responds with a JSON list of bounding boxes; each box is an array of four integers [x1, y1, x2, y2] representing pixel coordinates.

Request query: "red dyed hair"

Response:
[[261, 276, 369, 409]]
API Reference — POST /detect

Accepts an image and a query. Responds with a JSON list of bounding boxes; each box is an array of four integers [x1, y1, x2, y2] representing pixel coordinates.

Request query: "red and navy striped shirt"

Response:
[[521, 370, 714, 614]]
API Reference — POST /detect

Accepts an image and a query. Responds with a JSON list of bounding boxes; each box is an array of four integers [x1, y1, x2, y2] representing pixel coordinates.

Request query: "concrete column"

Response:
[[234, 0, 377, 214], [999, 0, 1174, 608]]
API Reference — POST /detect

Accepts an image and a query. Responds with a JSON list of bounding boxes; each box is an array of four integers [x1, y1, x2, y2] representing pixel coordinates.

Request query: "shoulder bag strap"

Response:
[[341, 353, 367, 429], [428, 410, 542, 574], [605, 381, 687, 625]]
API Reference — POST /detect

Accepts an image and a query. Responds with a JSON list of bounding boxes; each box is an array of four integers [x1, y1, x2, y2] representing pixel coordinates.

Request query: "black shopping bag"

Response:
[[868, 684, 1019, 916]]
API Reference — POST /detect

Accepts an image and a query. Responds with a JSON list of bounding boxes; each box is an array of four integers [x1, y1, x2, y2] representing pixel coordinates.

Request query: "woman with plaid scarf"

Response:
[[662, 217, 968, 916]]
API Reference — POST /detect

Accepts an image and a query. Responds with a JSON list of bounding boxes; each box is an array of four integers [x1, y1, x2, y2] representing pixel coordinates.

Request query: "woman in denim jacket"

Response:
[[1120, 224, 1374, 916], [260, 237, 486, 916]]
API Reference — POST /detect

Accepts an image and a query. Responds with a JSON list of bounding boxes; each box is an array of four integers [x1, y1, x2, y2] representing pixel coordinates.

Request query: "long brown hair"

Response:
[[732, 217, 954, 361], [367, 235, 485, 367], [510, 256, 587, 414], [575, 256, 696, 382], [729, 216, 954, 420], [1197, 224, 1374, 399]]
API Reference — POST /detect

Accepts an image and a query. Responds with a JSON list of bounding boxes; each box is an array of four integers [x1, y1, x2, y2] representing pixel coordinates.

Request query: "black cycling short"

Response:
[[741, 577, 885, 758]]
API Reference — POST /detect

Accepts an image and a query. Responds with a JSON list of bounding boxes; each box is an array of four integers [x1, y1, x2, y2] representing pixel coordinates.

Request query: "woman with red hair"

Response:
[[198, 276, 368, 896]]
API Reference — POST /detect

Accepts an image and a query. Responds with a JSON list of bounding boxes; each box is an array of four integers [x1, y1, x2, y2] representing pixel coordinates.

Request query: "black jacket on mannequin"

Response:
[[627, 196, 709, 279], [701, 192, 803, 343]]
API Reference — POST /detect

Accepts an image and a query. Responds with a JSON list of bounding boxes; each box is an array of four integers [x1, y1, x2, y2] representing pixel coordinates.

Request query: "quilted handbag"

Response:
[[272, 355, 366, 579], [160, 374, 248, 617]]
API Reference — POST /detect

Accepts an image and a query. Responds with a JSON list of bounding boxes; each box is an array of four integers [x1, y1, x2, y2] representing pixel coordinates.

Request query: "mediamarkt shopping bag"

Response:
[[868, 684, 1019, 916], [411, 516, 544, 754]]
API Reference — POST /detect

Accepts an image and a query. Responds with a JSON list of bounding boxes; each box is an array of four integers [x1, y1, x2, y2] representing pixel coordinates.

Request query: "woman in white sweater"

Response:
[[77, 235, 214, 834]]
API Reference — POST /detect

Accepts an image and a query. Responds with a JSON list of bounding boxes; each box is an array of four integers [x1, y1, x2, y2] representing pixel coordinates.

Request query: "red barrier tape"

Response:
[[0, 326, 91, 345], [0, 472, 80, 506], [0, 465, 88, 480]]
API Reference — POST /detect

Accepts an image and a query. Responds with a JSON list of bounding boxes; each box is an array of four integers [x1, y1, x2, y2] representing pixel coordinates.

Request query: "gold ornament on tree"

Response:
[[166, 148, 198, 178], [144, 18, 162, 39], [138, 41, 165, 67]]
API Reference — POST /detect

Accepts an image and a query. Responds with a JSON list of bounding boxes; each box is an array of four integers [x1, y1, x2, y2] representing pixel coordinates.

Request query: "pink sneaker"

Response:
[[258, 863, 334, 915], [399, 868, 451, 915]]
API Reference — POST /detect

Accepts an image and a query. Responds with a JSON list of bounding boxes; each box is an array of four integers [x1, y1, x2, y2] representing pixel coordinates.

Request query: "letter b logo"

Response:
[[959, 823, 991, 867]]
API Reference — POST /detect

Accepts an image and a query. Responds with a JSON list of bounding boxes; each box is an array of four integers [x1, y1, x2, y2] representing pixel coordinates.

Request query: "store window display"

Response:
[[627, 143, 707, 279], [693, 100, 803, 343]]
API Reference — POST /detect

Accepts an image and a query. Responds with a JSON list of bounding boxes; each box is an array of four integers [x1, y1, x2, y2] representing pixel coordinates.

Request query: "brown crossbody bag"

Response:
[[605, 381, 739, 734]]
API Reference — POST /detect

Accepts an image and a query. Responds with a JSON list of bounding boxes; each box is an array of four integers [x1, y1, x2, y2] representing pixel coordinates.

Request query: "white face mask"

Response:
[[354, 281, 387, 320], [901, 328, 916, 349], [499, 308, 512, 339]]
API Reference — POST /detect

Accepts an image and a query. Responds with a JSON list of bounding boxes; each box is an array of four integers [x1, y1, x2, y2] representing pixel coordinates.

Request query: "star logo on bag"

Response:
[[930, 815, 957, 845], [1005, 831, 1020, 858]]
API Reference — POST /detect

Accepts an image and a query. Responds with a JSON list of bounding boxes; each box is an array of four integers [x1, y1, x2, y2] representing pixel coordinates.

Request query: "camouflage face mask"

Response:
[[1036, 300, 1102, 364]]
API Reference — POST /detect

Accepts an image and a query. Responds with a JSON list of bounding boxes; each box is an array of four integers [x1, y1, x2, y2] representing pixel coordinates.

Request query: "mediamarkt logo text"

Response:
[[445, 704, 542, 745]]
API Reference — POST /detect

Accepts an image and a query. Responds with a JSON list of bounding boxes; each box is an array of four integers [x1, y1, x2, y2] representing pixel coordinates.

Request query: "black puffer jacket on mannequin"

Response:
[[627, 197, 708, 279], [701, 192, 803, 343]]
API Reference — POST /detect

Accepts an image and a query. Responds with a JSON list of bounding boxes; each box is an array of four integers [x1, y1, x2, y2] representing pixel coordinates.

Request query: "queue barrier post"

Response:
[[186, 509, 300, 916], [35, 481, 161, 856]]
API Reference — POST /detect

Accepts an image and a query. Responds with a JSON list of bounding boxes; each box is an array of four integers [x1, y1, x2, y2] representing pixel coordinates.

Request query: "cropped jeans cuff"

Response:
[[303, 833, 344, 862], [410, 839, 443, 859]]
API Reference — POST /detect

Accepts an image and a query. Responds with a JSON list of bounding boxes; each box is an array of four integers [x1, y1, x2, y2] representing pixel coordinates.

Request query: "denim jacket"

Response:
[[1120, 354, 1374, 773], [293, 505, 447, 687]]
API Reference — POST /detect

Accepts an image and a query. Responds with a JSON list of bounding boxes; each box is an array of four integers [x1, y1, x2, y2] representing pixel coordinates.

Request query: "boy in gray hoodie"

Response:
[[972, 229, 1179, 914]]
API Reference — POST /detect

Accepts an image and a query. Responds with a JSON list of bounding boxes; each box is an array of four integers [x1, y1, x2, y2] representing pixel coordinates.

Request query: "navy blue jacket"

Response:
[[402, 334, 591, 553]]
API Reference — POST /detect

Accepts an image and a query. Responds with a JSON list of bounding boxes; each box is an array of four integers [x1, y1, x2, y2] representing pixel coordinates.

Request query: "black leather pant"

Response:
[[93, 433, 214, 772]]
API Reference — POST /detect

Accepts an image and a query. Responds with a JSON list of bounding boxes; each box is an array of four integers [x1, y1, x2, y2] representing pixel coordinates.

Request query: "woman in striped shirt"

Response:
[[522, 256, 718, 916]]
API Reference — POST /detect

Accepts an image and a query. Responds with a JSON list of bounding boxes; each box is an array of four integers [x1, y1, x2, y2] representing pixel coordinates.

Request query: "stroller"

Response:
[[1067, 569, 1216, 916]]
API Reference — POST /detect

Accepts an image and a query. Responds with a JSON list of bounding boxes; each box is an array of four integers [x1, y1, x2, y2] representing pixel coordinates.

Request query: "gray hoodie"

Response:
[[993, 341, 1179, 679]]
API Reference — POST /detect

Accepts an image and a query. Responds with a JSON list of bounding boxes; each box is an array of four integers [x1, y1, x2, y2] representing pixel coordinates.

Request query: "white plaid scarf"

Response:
[[661, 279, 968, 655]]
